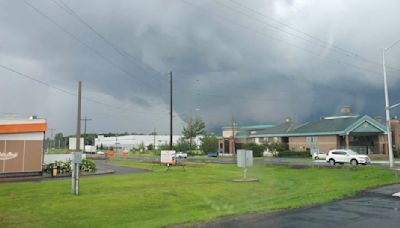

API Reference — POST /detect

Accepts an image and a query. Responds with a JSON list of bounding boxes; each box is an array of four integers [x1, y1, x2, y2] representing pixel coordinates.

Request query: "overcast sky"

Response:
[[1, 0, 400, 135]]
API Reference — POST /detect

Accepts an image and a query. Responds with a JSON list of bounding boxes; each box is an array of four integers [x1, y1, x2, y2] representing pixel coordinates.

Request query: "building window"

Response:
[[306, 136, 318, 143], [273, 137, 279, 142]]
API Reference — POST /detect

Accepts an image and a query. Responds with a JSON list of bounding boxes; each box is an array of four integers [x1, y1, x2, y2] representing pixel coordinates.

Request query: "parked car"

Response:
[[96, 151, 105, 155], [326, 149, 370, 165], [207, 153, 218, 158], [176, 152, 188, 159], [312, 152, 327, 160]]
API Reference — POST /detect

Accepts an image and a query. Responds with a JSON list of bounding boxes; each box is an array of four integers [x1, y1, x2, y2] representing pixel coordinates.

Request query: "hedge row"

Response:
[[276, 150, 311, 158]]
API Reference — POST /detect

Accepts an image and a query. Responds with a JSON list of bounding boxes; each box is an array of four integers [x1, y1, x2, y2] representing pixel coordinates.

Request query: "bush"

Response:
[[265, 142, 288, 153], [394, 149, 400, 158], [277, 150, 311, 158], [242, 143, 265, 157], [45, 159, 96, 174], [175, 138, 191, 152], [158, 144, 173, 150]]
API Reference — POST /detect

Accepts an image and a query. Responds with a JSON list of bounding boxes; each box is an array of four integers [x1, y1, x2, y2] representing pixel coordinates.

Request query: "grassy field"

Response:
[[0, 161, 398, 228]]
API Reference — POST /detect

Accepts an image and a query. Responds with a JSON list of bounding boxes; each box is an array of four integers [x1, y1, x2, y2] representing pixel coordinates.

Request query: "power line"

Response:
[[223, 0, 400, 72], [0, 63, 168, 118], [179, 0, 381, 76], [23, 0, 163, 93], [49, 0, 165, 84]]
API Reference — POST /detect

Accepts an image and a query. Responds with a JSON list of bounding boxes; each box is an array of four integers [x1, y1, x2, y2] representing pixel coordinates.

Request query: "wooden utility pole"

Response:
[[72, 80, 82, 195], [48, 128, 56, 151], [231, 118, 237, 155], [76, 81, 82, 151], [169, 72, 173, 150], [153, 128, 156, 150]]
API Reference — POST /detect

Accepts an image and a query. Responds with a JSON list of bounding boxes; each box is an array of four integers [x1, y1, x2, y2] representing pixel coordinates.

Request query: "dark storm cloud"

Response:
[[1, 0, 400, 134]]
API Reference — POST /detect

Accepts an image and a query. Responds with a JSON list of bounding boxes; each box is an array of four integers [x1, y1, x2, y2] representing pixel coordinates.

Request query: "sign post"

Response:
[[233, 149, 258, 182], [71, 152, 82, 195]]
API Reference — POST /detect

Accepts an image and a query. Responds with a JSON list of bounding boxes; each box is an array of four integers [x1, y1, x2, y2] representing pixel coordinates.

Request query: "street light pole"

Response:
[[382, 38, 400, 168], [382, 50, 394, 168]]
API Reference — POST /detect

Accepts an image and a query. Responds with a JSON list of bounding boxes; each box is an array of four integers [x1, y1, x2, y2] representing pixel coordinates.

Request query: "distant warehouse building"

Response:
[[95, 134, 201, 150], [0, 117, 47, 177]]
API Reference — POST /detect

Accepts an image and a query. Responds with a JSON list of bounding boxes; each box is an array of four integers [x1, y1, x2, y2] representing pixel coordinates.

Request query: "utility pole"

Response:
[[169, 71, 173, 150], [48, 128, 56, 151], [153, 128, 156, 150], [72, 80, 82, 195], [115, 133, 118, 153], [81, 116, 92, 153], [76, 81, 82, 151], [231, 118, 237, 155]]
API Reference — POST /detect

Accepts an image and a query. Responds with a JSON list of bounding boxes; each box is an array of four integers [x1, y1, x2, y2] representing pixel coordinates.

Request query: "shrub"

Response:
[[175, 138, 191, 152], [242, 142, 265, 157], [265, 142, 288, 153], [394, 149, 400, 158], [277, 150, 311, 158], [158, 144, 173, 150], [45, 159, 96, 174]]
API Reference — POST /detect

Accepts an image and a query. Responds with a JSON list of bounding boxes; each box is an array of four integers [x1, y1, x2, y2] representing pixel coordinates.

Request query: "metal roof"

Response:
[[240, 115, 387, 138]]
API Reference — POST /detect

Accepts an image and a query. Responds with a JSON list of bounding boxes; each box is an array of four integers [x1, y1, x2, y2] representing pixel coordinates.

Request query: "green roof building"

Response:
[[219, 107, 394, 156]]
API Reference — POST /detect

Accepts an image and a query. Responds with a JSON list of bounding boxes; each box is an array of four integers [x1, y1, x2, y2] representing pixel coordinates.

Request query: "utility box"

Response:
[[72, 152, 82, 164], [237, 150, 253, 168]]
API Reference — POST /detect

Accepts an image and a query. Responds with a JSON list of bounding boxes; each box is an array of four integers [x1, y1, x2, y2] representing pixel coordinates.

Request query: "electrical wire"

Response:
[[23, 0, 164, 94]]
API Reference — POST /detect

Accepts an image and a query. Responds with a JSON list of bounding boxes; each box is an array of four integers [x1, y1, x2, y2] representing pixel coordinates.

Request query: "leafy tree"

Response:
[[54, 132, 64, 148], [200, 133, 219, 154], [242, 142, 265, 157], [158, 144, 173, 150], [182, 117, 206, 151], [265, 142, 287, 156], [138, 142, 145, 152], [147, 144, 154, 151], [175, 137, 190, 152]]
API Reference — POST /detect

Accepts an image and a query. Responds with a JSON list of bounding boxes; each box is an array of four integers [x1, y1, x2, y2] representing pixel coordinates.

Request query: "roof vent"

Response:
[[285, 117, 292, 123], [29, 115, 38, 120]]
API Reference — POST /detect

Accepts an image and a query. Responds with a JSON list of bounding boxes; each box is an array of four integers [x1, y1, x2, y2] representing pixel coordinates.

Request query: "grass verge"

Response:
[[0, 160, 398, 227]]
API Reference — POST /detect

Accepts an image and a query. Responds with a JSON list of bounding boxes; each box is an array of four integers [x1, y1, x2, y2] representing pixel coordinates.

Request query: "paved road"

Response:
[[93, 160, 148, 175], [113, 155, 236, 164], [195, 184, 400, 228]]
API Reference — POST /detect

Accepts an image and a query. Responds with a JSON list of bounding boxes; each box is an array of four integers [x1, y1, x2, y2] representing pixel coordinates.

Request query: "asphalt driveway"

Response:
[[194, 184, 400, 228], [93, 159, 149, 175]]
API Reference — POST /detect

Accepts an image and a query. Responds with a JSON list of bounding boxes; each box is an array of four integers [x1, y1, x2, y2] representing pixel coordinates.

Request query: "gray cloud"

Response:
[[1, 0, 400, 135]]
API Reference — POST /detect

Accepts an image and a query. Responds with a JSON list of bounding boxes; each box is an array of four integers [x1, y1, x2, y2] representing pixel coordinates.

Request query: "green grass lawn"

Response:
[[0, 161, 398, 228]]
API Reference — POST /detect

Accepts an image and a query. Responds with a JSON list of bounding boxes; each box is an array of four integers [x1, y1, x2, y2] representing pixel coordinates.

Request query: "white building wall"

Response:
[[95, 135, 202, 150]]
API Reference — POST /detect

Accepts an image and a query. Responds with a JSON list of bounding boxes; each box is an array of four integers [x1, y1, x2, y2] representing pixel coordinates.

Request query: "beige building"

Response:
[[219, 107, 398, 156], [0, 118, 47, 177]]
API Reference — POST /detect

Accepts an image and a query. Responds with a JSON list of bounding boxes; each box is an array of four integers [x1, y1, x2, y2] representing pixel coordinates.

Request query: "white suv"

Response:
[[326, 149, 370, 165]]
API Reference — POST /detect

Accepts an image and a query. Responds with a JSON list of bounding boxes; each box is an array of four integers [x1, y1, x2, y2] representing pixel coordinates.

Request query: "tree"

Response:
[[147, 144, 154, 151], [54, 132, 64, 148], [242, 143, 265, 157], [182, 116, 206, 151], [200, 133, 219, 154], [175, 137, 190, 152], [265, 142, 287, 156]]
